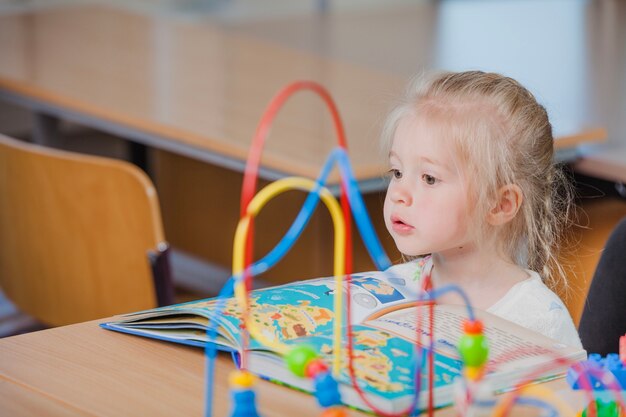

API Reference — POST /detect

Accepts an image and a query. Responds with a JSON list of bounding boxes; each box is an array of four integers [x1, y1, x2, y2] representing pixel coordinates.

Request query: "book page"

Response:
[[108, 269, 423, 349], [327, 270, 424, 323], [364, 304, 584, 368], [259, 323, 462, 402]]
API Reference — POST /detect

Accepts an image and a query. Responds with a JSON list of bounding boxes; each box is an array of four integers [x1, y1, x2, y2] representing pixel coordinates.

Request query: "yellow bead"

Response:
[[229, 370, 256, 388], [464, 366, 484, 381]]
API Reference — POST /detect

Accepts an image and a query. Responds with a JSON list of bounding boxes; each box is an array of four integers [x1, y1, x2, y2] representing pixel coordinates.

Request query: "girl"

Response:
[[382, 71, 581, 348]]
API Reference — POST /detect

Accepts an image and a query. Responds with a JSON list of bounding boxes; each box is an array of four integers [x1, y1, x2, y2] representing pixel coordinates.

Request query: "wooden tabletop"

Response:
[[0, 319, 417, 417], [0, 0, 618, 182], [0, 318, 584, 417]]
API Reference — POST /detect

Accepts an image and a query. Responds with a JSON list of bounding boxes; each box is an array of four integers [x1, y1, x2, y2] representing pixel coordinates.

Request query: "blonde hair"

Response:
[[382, 71, 573, 292]]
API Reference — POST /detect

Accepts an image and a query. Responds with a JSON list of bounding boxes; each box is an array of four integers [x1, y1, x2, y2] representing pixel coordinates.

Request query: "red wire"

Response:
[[238, 81, 353, 367], [235, 81, 591, 417], [238, 81, 439, 416], [239, 80, 419, 416], [427, 285, 435, 417], [493, 353, 597, 417], [344, 275, 408, 417], [489, 346, 626, 417], [343, 272, 435, 417], [419, 272, 435, 417]]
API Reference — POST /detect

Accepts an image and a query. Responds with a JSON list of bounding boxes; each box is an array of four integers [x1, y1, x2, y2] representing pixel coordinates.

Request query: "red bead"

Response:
[[320, 406, 347, 417], [463, 319, 483, 335], [285, 345, 318, 377], [305, 358, 329, 378]]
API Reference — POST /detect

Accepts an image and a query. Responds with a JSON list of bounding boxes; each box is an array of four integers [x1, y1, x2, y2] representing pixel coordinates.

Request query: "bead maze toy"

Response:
[[567, 353, 626, 391], [566, 339, 626, 417], [200, 80, 625, 417]]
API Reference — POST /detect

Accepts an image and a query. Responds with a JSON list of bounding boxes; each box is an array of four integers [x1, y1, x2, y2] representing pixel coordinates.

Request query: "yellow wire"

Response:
[[233, 177, 346, 375], [493, 383, 576, 417]]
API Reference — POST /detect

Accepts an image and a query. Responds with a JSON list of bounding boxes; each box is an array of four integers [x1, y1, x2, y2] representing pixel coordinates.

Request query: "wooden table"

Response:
[[0, 319, 581, 417], [0, 319, 365, 416]]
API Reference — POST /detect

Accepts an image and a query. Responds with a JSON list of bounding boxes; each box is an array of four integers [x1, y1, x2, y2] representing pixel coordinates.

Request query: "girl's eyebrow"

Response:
[[419, 156, 445, 167], [389, 150, 451, 172]]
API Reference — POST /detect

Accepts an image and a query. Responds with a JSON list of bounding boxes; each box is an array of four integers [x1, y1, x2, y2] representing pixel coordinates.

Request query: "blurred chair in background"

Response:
[[0, 134, 173, 328], [578, 216, 626, 355]]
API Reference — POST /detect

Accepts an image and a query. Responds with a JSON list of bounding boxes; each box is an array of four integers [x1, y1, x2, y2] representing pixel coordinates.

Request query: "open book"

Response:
[[102, 271, 586, 414]]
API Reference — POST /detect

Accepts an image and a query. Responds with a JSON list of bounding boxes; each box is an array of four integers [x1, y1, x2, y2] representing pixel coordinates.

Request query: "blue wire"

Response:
[[204, 282, 479, 416], [245, 147, 391, 277], [514, 397, 559, 417], [204, 344, 216, 417], [410, 283, 476, 322], [250, 148, 340, 275], [402, 282, 477, 416], [409, 344, 425, 416], [203, 147, 489, 416], [204, 147, 394, 415], [426, 284, 476, 321], [205, 278, 236, 417], [204, 148, 350, 414], [335, 149, 392, 270], [205, 275, 478, 416]]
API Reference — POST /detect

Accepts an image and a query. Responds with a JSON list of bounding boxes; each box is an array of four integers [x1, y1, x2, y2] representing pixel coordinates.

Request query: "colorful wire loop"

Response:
[[201, 80, 606, 417], [233, 176, 346, 373]]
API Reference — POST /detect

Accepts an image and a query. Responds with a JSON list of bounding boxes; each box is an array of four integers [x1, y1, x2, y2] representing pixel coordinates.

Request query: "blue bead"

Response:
[[230, 389, 262, 417], [314, 372, 342, 408]]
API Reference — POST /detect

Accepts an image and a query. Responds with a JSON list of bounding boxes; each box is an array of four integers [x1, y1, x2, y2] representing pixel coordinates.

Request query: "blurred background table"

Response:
[[0, 0, 624, 324]]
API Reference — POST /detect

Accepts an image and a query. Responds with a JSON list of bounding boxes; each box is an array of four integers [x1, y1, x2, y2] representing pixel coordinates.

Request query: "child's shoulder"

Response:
[[489, 271, 582, 347], [490, 271, 566, 313]]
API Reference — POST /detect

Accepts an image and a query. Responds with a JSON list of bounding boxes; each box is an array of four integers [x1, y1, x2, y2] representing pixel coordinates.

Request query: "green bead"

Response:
[[458, 334, 489, 367], [285, 345, 318, 377], [582, 400, 620, 417]]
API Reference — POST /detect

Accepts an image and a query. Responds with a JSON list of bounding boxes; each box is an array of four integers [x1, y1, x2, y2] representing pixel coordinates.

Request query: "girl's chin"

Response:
[[394, 244, 427, 258]]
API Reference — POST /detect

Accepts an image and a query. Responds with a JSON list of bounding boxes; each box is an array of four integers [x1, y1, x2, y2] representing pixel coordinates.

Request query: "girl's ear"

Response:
[[487, 184, 523, 226]]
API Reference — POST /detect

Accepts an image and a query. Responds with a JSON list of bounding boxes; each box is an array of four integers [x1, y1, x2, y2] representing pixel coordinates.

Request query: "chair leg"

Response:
[[149, 244, 175, 307], [32, 113, 60, 147], [129, 141, 151, 177]]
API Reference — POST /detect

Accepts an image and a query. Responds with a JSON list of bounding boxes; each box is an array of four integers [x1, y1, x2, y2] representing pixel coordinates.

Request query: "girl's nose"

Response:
[[388, 181, 412, 206]]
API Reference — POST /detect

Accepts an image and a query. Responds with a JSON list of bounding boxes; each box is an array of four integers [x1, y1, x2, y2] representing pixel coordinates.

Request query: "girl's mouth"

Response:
[[390, 215, 414, 234]]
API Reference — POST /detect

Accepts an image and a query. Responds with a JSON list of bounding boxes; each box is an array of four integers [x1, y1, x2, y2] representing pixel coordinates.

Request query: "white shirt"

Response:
[[386, 259, 582, 348]]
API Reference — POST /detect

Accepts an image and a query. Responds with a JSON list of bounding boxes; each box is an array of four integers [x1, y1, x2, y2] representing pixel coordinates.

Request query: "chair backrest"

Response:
[[0, 134, 166, 326], [578, 216, 626, 355]]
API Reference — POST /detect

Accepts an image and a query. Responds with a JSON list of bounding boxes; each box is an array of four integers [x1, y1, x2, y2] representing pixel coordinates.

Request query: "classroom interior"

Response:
[[0, 0, 625, 415]]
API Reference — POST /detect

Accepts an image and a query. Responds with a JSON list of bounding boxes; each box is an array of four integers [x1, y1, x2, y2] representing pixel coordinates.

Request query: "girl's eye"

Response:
[[422, 174, 438, 185], [389, 169, 402, 179]]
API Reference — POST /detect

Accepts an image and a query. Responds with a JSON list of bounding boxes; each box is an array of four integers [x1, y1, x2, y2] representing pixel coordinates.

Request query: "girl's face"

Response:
[[383, 114, 474, 257]]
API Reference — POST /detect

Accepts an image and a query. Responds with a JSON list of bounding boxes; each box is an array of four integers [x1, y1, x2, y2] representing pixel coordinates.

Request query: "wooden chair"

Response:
[[0, 134, 173, 327]]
